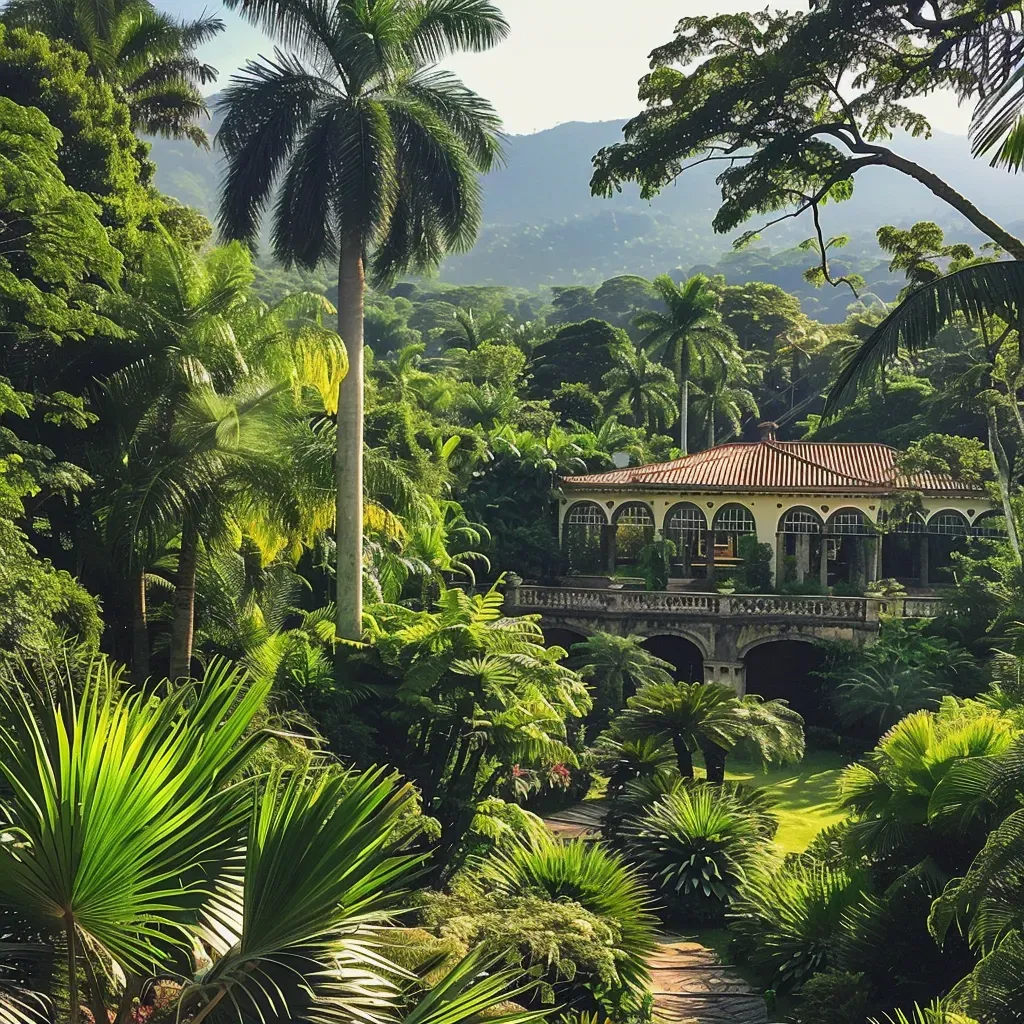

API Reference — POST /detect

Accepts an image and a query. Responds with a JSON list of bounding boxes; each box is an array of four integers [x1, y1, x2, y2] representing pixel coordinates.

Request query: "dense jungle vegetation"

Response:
[[2, 2, 1024, 1024]]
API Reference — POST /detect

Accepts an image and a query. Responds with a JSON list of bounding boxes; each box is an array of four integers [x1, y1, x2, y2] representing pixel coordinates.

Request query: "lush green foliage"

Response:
[[626, 781, 776, 923]]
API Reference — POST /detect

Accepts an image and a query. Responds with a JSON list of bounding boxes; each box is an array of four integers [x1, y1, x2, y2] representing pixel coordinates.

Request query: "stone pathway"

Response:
[[542, 803, 768, 1024]]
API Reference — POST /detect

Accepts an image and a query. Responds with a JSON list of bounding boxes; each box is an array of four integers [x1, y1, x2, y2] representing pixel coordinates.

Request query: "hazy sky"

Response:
[[160, 0, 972, 136]]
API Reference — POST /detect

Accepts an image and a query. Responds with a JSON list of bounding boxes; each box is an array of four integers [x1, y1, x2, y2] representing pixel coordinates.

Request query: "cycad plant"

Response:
[[626, 782, 775, 923], [477, 836, 659, 1011], [729, 861, 866, 992], [0, 654, 540, 1024], [217, 0, 508, 641], [838, 705, 1016, 874], [614, 680, 805, 782], [833, 662, 951, 736]]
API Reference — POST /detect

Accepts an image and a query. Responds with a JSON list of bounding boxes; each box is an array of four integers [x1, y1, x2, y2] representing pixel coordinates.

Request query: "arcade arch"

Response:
[[562, 500, 608, 574], [742, 637, 827, 725]]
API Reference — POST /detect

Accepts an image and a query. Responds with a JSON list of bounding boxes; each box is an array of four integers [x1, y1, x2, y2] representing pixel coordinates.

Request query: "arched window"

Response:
[[779, 507, 823, 534], [972, 510, 1006, 537], [877, 509, 925, 533], [928, 510, 970, 536], [566, 501, 607, 529], [665, 503, 707, 542], [563, 501, 607, 574], [826, 508, 870, 535], [613, 501, 656, 566], [713, 503, 756, 533]]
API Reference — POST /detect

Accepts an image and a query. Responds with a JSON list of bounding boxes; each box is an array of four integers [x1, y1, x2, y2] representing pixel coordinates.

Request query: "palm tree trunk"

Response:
[[702, 743, 727, 784], [169, 522, 199, 680], [707, 408, 715, 448], [336, 237, 365, 641], [680, 378, 689, 454], [671, 735, 694, 778], [987, 406, 1022, 562], [132, 569, 150, 681]]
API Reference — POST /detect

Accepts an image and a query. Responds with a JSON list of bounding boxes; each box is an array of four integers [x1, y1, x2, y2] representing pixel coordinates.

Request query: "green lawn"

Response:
[[724, 749, 851, 853]]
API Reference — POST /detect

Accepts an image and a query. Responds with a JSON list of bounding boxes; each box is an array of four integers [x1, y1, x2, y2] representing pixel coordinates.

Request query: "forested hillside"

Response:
[[150, 110, 1022, 318]]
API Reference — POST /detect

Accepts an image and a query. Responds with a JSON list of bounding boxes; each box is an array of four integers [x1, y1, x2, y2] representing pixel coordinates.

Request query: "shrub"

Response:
[[626, 782, 774, 923], [805, 725, 841, 750], [637, 538, 675, 591], [792, 971, 870, 1024], [737, 536, 774, 593], [729, 861, 867, 992], [476, 837, 659, 1011], [780, 578, 829, 596], [418, 888, 622, 1009]]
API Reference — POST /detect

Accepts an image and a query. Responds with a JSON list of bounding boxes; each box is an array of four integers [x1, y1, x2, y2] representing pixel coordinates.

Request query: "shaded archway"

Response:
[[824, 507, 874, 588], [879, 511, 925, 583], [972, 509, 1006, 538], [563, 500, 608, 574], [641, 634, 704, 687], [664, 502, 707, 577], [544, 627, 588, 658], [926, 509, 970, 584], [742, 638, 828, 726], [612, 501, 656, 570], [711, 502, 756, 573], [778, 506, 825, 586]]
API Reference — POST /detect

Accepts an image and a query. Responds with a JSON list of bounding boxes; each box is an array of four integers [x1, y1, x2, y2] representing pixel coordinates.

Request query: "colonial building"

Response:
[[556, 425, 1001, 590]]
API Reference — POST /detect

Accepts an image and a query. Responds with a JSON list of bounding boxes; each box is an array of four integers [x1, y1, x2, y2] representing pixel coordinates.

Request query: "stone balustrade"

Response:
[[508, 585, 940, 622]]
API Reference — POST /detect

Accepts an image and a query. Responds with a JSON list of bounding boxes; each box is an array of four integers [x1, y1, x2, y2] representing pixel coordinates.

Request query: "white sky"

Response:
[[160, 0, 973, 136]]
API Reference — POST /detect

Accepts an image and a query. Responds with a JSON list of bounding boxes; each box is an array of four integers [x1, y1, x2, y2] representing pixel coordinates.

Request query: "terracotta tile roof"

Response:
[[560, 441, 980, 495]]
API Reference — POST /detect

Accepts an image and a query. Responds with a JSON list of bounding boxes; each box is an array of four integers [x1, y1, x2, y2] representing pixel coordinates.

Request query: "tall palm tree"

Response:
[[2, 0, 223, 144], [824, 261, 1024, 561], [615, 680, 804, 783], [691, 356, 760, 448], [633, 274, 736, 453], [216, 0, 508, 641], [601, 344, 678, 432]]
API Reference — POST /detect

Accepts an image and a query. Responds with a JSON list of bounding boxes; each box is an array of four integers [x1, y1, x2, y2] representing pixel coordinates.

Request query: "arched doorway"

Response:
[[612, 501, 656, 571], [742, 638, 827, 726], [926, 509, 970, 584], [562, 500, 608, 574], [711, 503, 756, 576], [824, 507, 874, 588], [778, 507, 825, 586], [641, 634, 704, 686], [879, 510, 925, 584], [664, 502, 707, 577]]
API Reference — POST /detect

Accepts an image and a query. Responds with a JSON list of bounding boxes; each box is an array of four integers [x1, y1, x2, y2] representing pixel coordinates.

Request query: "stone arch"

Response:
[[972, 509, 1006, 537], [612, 501, 656, 569], [926, 509, 971, 584], [926, 509, 970, 535], [824, 507, 874, 588], [664, 502, 707, 576], [741, 636, 828, 725], [641, 632, 706, 685], [562, 500, 608, 574], [825, 506, 872, 534], [880, 511, 926, 582], [713, 502, 756, 533], [778, 506, 824, 534], [544, 627, 590, 656]]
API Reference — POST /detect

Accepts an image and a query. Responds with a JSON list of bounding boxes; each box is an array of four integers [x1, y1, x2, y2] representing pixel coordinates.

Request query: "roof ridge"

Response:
[[763, 439, 889, 487]]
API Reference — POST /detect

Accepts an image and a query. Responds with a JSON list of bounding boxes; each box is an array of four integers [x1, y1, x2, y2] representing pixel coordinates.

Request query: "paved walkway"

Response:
[[542, 802, 767, 1024]]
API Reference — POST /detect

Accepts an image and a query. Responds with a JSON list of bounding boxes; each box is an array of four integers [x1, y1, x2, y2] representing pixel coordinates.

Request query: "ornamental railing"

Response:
[[507, 586, 941, 622]]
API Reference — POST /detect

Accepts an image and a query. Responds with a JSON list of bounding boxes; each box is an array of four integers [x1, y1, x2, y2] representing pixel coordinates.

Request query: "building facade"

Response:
[[556, 428, 1001, 591]]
